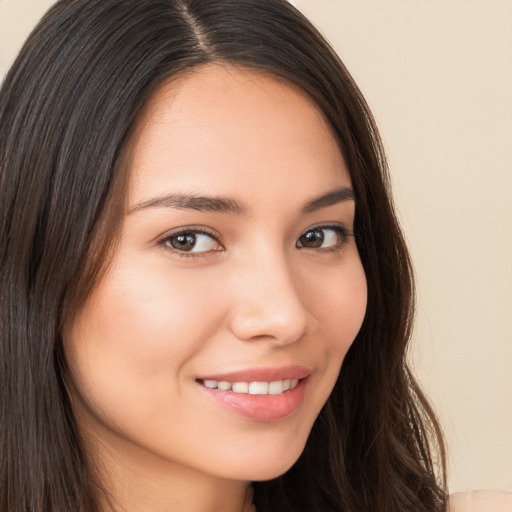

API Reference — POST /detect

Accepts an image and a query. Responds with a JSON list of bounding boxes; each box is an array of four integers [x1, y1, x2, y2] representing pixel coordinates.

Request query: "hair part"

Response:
[[0, 1, 446, 510]]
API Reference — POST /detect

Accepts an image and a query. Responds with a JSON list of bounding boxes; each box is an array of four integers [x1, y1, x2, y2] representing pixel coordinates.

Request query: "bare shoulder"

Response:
[[449, 490, 512, 512]]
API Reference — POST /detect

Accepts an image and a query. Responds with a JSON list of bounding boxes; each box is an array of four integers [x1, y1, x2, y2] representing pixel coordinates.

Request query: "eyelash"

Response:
[[157, 226, 222, 259], [296, 224, 351, 253], [157, 224, 352, 259]]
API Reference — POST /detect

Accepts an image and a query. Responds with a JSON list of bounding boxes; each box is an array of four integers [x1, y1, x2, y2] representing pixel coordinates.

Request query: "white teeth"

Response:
[[232, 382, 249, 393], [203, 380, 218, 389], [268, 380, 284, 395], [200, 378, 300, 395], [249, 381, 269, 395]]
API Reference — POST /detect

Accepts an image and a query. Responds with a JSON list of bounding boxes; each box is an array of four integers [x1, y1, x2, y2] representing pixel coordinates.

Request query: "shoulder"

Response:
[[449, 490, 512, 512]]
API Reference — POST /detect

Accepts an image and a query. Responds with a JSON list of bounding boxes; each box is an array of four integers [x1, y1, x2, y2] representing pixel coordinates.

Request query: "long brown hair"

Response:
[[0, 1, 447, 510]]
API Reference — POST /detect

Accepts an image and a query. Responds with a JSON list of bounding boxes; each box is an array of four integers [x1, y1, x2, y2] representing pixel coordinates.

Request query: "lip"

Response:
[[197, 365, 311, 383], [196, 366, 311, 422]]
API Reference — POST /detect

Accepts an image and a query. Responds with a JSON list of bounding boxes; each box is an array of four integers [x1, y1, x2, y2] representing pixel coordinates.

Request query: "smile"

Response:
[[199, 379, 300, 395], [196, 366, 310, 421]]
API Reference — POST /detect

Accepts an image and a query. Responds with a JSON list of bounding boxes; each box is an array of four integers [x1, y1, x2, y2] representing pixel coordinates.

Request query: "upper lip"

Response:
[[197, 365, 311, 383]]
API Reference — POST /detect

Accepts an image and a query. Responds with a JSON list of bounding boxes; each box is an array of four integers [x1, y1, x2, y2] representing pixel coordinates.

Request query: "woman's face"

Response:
[[64, 65, 367, 484]]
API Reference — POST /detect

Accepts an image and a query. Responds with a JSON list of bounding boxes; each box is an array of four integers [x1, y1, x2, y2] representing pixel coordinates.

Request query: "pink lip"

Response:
[[196, 366, 311, 422], [197, 365, 311, 383]]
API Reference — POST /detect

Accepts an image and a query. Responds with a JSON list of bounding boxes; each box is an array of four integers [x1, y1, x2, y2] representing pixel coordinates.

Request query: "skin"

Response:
[[64, 64, 367, 512]]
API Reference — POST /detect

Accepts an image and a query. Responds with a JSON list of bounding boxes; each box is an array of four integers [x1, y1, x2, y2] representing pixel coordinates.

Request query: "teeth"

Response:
[[217, 381, 232, 391], [232, 382, 249, 393], [268, 380, 284, 395], [200, 378, 300, 395], [249, 382, 268, 395]]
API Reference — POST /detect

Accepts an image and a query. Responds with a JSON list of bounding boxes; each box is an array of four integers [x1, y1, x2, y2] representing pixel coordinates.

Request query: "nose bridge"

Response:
[[228, 243, 309, 344]]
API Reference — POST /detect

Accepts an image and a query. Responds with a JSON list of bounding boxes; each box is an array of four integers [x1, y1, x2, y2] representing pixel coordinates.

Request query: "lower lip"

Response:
[[198, 378, 308, 422]]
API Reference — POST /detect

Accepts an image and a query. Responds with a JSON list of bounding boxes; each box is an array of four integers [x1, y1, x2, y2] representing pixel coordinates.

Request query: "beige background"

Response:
[[1, 0, 511, 494]]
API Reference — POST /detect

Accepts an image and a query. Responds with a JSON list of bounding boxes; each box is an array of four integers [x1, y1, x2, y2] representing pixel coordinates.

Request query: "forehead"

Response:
[[126, 64, 350, 208]]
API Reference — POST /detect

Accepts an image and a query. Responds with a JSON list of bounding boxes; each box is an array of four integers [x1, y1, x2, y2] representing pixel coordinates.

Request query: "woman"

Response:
[[0, 1, 447, 510]]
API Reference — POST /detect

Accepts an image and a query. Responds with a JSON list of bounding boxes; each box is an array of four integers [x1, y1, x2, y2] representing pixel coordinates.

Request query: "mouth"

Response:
[[196, 366, 310, 421], [197, 378, 300, 395]]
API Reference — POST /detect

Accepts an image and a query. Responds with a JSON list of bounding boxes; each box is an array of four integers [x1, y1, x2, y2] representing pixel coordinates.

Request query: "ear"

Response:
[[448, 490, 512, 512]]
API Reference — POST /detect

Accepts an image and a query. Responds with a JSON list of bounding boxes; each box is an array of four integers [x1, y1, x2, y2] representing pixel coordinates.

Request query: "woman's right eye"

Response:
[[158, 229, 223, 256]]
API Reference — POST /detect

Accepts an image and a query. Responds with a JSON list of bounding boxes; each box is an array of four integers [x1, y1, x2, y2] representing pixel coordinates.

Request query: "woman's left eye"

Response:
[[296, 226, 349, 251], [159, 229, 222, 255]]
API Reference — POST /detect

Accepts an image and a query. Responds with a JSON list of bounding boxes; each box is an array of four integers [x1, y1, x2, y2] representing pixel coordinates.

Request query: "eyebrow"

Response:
[[128, 193, 247, 215], [300, 186, 355, 214], [127, 186, 354, 216]]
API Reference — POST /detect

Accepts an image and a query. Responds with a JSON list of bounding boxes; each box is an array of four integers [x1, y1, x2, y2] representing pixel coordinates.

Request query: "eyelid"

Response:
[[299, 222, 352, 237], [296, 223, 353, 249], [156, 225, 224, 257]]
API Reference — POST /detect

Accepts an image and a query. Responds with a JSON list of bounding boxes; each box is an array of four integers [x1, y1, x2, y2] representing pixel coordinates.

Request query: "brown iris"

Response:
[[298, 229, 324, 248], [170, 233, 197, 251]]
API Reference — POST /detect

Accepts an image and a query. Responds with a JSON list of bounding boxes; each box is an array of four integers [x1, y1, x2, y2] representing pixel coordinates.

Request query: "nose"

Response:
[[227, 251, 310, 345]]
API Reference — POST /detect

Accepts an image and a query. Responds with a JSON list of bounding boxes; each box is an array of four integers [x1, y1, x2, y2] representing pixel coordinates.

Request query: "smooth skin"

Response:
[[63, 65, 368, 512]]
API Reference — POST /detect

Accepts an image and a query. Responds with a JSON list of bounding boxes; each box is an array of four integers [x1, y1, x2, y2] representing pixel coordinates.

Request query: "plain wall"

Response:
[[1, 0, 511, 494]]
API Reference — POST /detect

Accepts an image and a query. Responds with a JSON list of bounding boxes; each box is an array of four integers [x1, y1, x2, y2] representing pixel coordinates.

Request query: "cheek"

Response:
[[62, 257, 224, 427], [72, 259, 221, 371], [299, 255, 367, 409], [307, 256, 367, 354]]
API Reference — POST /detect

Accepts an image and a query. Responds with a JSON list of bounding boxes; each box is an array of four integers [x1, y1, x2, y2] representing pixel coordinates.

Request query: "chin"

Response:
[[247, 461, 299, 482], [218, 440, 307, 482]]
